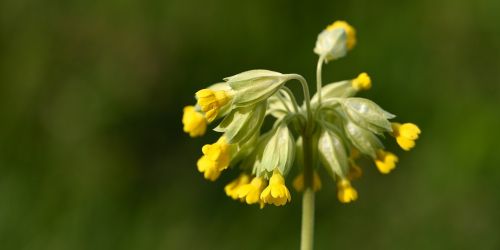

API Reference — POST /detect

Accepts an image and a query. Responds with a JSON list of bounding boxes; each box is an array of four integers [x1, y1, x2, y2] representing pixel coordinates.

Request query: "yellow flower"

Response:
[[195, 89, 231, 122], [392, 122, 421, 151], [237, 176, 267, 208], [292, 171, 322, 192], [337, 179, 358, 203], [182, 106, 207, 137], [196, 156, 221, 181], [261, 170, 291, 206], [375, 150, 398, 174], [196, 137, 231, 181], [225, 174, 250, 200], [326, 20, 356, 50], [351, 72, 371, 90]]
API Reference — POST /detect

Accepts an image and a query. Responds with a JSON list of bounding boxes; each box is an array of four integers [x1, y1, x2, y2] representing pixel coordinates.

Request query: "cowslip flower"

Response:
[[181, 20, 421, 250], [196, 137, 232, 181], [182, 106, 207, 137], [236, 176, 267, 208], [260, 170, 292, 206], [196, 89, 232, 122], [375, 149, 399, 174], [351, 72, 371, 91], [392, 122, 421, 150], [337, 179, 358, 203], [225, 174, 251, 200]]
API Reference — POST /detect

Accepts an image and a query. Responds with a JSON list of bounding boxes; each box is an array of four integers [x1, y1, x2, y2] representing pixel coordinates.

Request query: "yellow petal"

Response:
[[352, 72, 371, 90]]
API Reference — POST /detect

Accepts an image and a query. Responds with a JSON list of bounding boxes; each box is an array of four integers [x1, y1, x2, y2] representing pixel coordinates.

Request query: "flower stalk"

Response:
[[301, 133, 316, 250]]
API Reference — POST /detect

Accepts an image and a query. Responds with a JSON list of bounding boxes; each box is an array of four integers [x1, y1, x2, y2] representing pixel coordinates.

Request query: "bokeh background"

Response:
[[1, 0, 500, 249]]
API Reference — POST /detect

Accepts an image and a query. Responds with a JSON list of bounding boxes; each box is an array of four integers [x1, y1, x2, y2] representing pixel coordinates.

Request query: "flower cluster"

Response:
[[182, 20, 421, 207]]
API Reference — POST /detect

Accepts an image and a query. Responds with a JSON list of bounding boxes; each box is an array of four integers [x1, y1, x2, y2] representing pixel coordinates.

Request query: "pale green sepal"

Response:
[[318, 128, 349, 179], [267, 91, 294, 119], [229, 132, 259, 168], [342, 97, 394, 134], [311, 80, 356, 107], [254, 123, 295, 178], [224, 69, 282, 82], [314, 28, 347, 62], [226, 70, 287, 107], [344, 121, 383, 158], [214, 102, 266, 144], [243, 132, 271, 172]]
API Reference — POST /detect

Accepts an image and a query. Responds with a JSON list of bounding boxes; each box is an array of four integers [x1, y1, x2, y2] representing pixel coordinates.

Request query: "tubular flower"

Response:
[[237, 176, 267, 208], [195, 89, 231, 122], [293, 171, 322, 192], [375, 150, 398, 174], [196, 137, 231, 181], [326, 20, 356, 50], [182, 106, 207, 137], [261, 170, 292, 206], [351, 72, 371, 91], [337, 179, 358, 203], [392, 122, 421, 151], [225, 174, 251, 200]]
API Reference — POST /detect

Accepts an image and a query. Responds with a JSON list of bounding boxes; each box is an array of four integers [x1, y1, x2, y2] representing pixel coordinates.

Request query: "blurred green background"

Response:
[[1, 0, 500, 249]]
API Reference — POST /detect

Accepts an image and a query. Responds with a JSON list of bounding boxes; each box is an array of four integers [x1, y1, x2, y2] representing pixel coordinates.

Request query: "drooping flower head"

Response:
[[182, 20, 420, 212]]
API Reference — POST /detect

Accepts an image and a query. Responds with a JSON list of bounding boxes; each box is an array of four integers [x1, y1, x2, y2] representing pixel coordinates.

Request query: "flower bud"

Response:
[[225, 70, 287, 107], [314, 21, 356, 62]]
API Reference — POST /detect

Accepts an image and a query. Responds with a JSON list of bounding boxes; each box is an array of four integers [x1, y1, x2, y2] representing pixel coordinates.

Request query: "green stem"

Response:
[[300, 134, 315, 250], [285, 74, 313, 132], [301, 188, 315, 250], [276, 91, 292, 113], [316, 56, 325, 105], [284, 73, 316, 250], [280, 87, 301, 114]]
